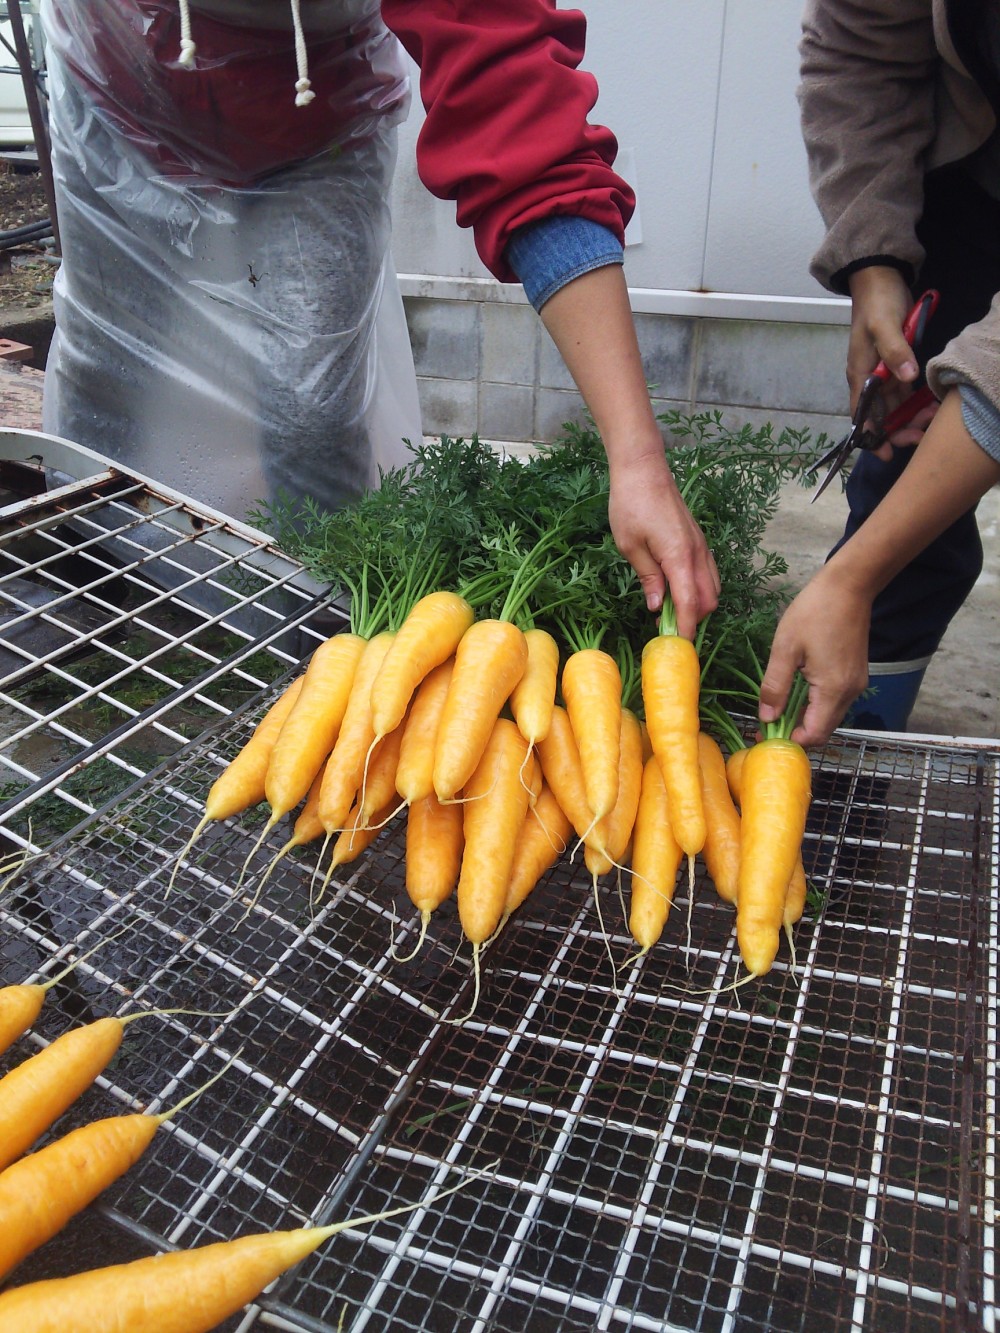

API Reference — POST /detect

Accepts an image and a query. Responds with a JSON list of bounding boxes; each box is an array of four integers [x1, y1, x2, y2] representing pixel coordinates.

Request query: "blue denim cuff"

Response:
[[959, 383, 1000, 465], [505, 215, 624, 312]]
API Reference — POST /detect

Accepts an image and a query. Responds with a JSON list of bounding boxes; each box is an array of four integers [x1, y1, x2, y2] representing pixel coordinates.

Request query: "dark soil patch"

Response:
[[0, 161, 56, 313]]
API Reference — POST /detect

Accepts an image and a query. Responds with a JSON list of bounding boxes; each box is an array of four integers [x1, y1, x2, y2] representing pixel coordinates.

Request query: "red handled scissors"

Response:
[[808, 288, 940, 503]]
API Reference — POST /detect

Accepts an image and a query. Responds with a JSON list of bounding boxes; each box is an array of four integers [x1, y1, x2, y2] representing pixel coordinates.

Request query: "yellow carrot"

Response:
[[502, 781, 571, 921], [736, 738, 812, 976], [629, 755, 684, 956], [453, 719, 532, 1019], [369, 590, 475, 738], [395, 793, 465, 961], [432, 619, 528, 802], [317, 630, 396, 834], [0, 1059, 230, 1279], [394, 657, 455, 806], [641, 632, 705, 857], [0, 1171, 488, 1333], [264, 633, 367, 820], [583, 708, 644, 878], [508, 627, 560, 745], [697, 731, 741, 905], [535, 704, 597, 845], [0, 1007, 215, 1174], [166, 676, 304, 893], [562, 646, 622, 823], [726, 743, 808, 938], [0, 927, 129, 1057]]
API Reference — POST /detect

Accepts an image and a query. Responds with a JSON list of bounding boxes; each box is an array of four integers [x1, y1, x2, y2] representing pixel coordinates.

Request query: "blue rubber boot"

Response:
[[844, 664, 928, 732]]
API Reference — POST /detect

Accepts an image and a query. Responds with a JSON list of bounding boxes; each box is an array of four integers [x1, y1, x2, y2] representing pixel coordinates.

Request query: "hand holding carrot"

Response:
[[607, 446, 720, 632], [758, 564, 872, 747]]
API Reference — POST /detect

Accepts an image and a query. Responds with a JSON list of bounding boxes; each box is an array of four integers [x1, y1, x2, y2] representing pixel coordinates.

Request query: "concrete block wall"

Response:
[[403, 293, 852, 456]]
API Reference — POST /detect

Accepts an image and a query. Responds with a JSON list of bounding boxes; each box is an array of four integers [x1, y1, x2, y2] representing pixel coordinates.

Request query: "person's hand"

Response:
[[607, 444, 720, 639], [758, 565, 872, 748], [847, 265, 930, 459]]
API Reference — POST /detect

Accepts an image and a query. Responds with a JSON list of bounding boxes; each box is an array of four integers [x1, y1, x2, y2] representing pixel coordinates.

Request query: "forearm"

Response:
[[537, 263, 664, 455], [534, 264, 719, 632], [760, 389, 1000, 745]]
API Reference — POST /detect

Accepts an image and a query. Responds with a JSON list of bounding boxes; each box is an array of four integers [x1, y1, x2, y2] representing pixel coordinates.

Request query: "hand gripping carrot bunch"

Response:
[[0, 975, 485, 1330]]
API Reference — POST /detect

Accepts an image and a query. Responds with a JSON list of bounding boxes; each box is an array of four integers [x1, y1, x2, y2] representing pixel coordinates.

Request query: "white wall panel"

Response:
[[704, 0, 826, 297], [389, 2, 834, 309]]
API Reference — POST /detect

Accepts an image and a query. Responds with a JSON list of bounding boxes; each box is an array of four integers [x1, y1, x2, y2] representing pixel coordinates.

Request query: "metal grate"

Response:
[[0, 430, 996, 1333]]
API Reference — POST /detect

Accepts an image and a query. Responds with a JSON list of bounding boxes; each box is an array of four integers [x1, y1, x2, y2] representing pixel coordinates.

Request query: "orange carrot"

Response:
[[0, 928, 129, 1058], [535, 705, 597, 845], [369, 590, 475, 739], [0, 1006, 214, 1174], [396, 793, 465, 960], [629, 755, 684, 956], [697, 731, 741, 905], [562, 646, 622, 823], [641, 631, 705, 858], [0, 1060, 229, 1279], [509, 627, 560, 745], [166, 675, 304, 893], [264, 633, 367, 820], [394, 657, 455, 806], [583, 708, 644, 879], [432, 619, 528, 802], [736, 737, 812, 976], [317, 631, 396, 834], [0, 1171, 486, 1333], [726, 742, 808, 938], [502, 781, 571, 921]]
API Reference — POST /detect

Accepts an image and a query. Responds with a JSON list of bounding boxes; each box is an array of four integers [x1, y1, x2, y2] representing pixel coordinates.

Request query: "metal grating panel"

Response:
[[0, 431, 996, 1333]]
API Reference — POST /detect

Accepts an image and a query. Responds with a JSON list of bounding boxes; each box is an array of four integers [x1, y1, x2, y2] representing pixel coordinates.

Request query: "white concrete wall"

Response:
[[389, 0, 844, 321]]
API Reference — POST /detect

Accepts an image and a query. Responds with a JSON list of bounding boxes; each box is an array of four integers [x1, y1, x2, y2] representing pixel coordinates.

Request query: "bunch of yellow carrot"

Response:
[[169, 579, 813, 1002]]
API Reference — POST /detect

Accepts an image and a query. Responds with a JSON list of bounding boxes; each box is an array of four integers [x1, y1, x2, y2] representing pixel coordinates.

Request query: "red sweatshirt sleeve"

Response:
[[380, 0, 635, 281]]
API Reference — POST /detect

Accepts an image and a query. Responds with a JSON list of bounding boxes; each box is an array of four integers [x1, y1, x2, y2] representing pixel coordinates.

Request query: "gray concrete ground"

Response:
[[766, 477, 1000, 742]]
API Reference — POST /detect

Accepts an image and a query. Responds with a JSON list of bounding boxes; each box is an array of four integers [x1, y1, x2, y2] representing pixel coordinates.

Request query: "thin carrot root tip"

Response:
[[590, 881, 622, 998], [236, 814, 280, 891], [448, 943, 483, 1025], [392, 911, 430, 964], [617, 944, 651, 972], [784, 922, 799, 977], [165, 813, 210, 897]]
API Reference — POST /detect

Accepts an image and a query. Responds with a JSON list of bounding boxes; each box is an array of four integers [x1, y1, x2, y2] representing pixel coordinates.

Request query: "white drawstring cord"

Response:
[[175, 1, 313, 108], [290, 0, 315, 105], [177, 0, 197, 67]]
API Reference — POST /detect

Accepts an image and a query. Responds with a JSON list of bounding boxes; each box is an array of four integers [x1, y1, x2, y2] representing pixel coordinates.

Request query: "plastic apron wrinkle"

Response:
[[41, 0, 422, 528]]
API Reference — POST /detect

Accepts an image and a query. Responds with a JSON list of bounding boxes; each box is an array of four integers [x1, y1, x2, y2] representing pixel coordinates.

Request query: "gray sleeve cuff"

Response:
[[958, 383, 1000, 466]]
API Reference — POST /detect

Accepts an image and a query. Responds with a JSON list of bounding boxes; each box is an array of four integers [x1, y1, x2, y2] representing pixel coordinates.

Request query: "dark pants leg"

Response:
[[831, 165, 1000, 667]]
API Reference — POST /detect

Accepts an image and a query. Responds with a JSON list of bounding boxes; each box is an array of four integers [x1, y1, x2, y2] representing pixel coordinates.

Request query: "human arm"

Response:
[[535, 263, 720, 636], [381, 0, 718, 633], [798, 0, 941, 297], [759, 390, 1000, 745]]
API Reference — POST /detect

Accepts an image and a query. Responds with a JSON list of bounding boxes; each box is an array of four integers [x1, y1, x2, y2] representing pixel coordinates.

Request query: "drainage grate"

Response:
[[0, 430, 996, 1332]]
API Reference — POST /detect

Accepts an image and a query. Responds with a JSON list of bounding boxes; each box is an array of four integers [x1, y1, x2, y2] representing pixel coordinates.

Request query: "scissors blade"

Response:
[[809, 453, 848, 503], [807, 427, 855, 502]]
